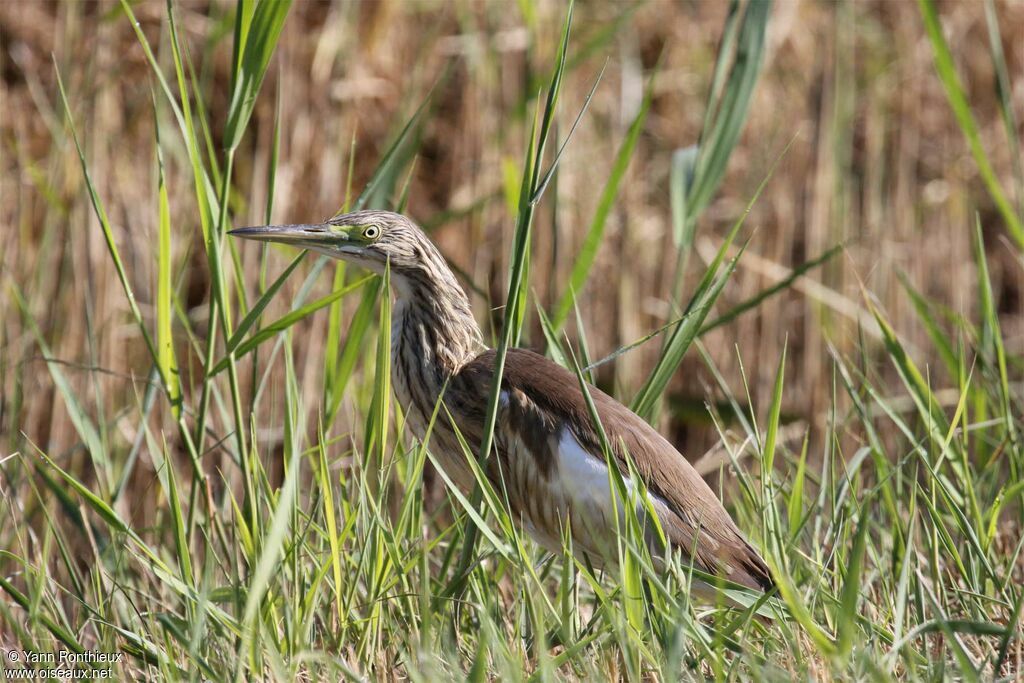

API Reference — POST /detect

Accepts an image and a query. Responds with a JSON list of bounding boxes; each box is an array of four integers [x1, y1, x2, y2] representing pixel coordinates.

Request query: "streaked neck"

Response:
[[390, 260, 483, 424]]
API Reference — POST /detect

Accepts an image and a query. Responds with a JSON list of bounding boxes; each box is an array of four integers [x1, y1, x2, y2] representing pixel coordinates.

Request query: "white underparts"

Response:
[[519, 427, 677, 559]]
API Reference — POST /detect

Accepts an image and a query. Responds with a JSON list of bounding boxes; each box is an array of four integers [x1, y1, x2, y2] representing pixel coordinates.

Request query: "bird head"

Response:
[[229, 210, 427, 276]]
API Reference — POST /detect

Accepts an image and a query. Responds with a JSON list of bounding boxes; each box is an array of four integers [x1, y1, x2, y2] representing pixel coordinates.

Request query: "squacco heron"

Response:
[[231, 210, 772, 592]]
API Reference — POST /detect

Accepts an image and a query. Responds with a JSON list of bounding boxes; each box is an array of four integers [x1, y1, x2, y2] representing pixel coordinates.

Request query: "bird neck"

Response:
[[390, 262, 483, 420]]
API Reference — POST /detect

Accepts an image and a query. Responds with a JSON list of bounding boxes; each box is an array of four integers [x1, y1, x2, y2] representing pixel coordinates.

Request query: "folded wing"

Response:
[[451, 348, 773, 591]]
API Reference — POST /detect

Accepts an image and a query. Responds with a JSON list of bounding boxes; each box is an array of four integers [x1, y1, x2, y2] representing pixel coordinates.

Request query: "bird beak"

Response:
[[229, 218, 377, 265], [228, 223, 343, 245]]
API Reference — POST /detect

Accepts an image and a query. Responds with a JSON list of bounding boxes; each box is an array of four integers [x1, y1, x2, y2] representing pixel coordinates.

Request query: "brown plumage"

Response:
[[230, 210, 773, 593], [453, 350, 772, 591]]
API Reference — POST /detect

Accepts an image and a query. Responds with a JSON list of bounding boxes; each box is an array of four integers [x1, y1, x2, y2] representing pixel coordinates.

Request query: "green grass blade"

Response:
[[234, 341, 303, 681], [631, 240, 747, 423], [323, 262, 348, 401], [230, 0, 256, 89], [211, 275, 372, 375], [364, 265, 391, 473], [551, 67, 654, 330], [529, 64, 606, 206], [453, 0, 575, 583], [54, 63, 161, 381], [761, 342, 786, 474], [984, 0, 1024, 217], [316, 419, 346, 634], [685, 0, 771, 222], [670, 145, 699, 248], [896, 271, 959, 378], [866, 295, 959, 469], [326, 278, 382, 423], [631, 136, 787, 422], [154, 109, 181, 417], [223, 0, 292, 152], [700, 243, 844, 334], [973, 216, 1017, 448], [228, 251, 306, 349], [12, 286, 109, 491], [836, 503, 870, 662], [0, 574, 86, 655], [919, 0, 1024, 248], [146, 430, 194, 588], [353, 84, 438, 212], [760, 342, 787, 564]]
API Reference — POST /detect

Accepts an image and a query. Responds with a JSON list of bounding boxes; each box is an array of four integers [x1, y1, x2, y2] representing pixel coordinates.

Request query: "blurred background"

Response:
[[2, 0, 1022, 481]]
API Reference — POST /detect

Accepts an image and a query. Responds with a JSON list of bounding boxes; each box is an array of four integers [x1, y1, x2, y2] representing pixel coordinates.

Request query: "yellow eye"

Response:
[[363, 225, 380, 240]]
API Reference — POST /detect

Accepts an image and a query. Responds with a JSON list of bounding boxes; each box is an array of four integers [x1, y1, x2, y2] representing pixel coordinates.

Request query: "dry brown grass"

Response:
[[3, 1, 1021, 463], [1, 2, 1023, 677]]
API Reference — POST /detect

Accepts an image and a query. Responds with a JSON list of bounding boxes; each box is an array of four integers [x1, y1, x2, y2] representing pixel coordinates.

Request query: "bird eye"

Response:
[[363, 225, 380, 240]]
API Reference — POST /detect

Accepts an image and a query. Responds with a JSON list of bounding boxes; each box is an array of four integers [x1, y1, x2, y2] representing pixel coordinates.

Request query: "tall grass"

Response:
[[2, 1, 1022, 680]]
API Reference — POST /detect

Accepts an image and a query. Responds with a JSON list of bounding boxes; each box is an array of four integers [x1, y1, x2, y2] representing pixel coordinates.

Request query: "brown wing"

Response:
[[453, 348, 773, 591]]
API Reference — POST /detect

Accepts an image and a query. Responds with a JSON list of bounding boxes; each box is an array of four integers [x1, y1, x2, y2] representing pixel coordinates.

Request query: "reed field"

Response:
[[1, 0, 1023, 679]]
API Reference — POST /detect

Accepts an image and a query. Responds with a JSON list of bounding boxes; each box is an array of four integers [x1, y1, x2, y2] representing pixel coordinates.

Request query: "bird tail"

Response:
[[732, 539, 775, 592]]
